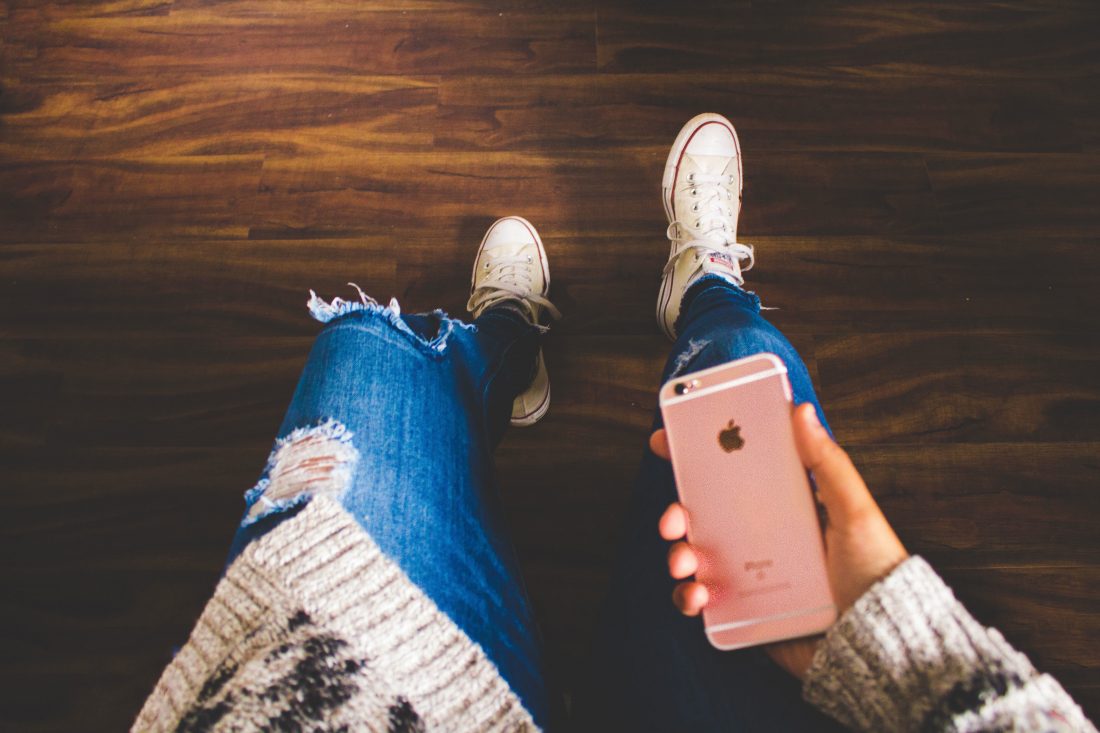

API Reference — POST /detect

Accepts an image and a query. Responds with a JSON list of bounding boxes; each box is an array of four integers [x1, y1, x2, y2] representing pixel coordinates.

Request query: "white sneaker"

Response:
[[466, 216, 561, 426], [657, 113, 755, 340]]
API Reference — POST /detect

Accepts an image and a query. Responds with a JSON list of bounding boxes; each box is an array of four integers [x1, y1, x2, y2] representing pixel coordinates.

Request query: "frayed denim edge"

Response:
[[669, 337, 711, 379], [307, 282, 476, 356]]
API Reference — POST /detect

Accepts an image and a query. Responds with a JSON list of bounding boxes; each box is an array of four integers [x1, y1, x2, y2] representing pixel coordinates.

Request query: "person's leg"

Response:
[[577, 114, 841, 730], [224, 215, 559, 728], [224, 295, 547, 724], [577, 278, 842, 732]]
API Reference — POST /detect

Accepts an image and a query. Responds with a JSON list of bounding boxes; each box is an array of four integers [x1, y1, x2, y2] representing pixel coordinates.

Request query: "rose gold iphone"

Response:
[[659, 352, 836, 650]]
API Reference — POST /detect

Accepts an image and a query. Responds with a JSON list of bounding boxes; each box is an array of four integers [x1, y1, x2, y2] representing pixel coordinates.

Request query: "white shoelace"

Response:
[[467, 253, 562, 322], [664, 171, 754, 277]]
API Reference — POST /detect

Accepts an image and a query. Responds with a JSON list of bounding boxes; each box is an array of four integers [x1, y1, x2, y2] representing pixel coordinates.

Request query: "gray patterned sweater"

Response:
[[803, 556, 1095, 732], [132, 498, 536, 732], [132, 497, 1093, 731]]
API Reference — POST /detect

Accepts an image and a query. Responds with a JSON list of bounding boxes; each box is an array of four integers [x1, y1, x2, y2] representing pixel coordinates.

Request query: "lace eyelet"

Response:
[[692, 204, 698, 212], [691, 188, 698, 196], [688, 173, 695, 182], [527, 255, 533, 263], [694, 220, 700, 227]]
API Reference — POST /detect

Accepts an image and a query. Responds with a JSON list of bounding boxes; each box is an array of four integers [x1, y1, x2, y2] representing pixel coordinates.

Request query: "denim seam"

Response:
[[475, 325, 546, 663]]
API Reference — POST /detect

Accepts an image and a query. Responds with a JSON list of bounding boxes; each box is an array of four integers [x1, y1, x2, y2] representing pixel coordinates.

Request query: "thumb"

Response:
[[792, 403, 877, 527]]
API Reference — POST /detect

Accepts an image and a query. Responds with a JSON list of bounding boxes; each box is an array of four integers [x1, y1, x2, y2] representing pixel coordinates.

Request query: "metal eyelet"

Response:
[[688, 173, 695, 182]]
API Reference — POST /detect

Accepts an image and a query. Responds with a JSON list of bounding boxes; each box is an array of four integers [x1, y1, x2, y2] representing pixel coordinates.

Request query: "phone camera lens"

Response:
[[674, 380, 700, 395]]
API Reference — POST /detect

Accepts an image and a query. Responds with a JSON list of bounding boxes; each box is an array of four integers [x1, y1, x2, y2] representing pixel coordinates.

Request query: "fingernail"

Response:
[[802, 404, 820, 426]]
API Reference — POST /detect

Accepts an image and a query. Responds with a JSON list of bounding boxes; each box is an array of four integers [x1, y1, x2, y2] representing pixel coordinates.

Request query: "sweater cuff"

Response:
[[801, 556, 1088, 732]]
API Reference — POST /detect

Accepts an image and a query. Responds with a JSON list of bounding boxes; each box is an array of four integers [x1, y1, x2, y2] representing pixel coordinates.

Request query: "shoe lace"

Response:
[[467, 253, 562, 322], [664, 171, 754, 278]]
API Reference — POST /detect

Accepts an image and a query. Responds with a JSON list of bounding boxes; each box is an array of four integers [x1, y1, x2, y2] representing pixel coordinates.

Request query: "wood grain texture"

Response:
[[438, 69, 1094, 153], [2, 1, 1099, 730]]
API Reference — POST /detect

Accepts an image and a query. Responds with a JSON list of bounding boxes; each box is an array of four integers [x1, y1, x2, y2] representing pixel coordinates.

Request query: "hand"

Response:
[[651, 402, 909, 679]]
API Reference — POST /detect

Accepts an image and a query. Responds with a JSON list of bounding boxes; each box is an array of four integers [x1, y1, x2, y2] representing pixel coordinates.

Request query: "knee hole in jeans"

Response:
[[241, 419, 360, 527]]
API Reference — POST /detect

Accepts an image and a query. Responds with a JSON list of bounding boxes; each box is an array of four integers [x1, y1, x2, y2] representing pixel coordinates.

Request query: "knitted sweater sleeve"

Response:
[[802, 556, 1095, 732]]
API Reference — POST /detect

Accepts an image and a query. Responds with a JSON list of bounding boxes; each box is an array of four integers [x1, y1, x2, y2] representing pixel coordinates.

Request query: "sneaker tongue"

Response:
[[484, 295, 538, 324], [686, 153, 732, 176], [699, 248, 743, 282]]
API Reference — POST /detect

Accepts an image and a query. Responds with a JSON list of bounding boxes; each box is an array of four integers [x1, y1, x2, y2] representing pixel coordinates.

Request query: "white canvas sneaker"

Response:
[[657, 113, 755, 340], [466, 216, 561, 426]]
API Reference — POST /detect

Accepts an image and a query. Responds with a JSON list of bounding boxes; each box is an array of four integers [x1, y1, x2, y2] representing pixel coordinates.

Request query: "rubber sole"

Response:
[[510, 350, 551, 427]]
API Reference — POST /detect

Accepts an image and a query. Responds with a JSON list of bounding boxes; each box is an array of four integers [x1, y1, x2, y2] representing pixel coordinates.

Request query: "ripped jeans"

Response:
[[226, 277, 841, 732], [225, 289, 548, 725]]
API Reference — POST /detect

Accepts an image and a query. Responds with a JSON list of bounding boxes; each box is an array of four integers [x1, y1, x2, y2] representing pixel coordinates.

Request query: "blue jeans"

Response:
[[227, 279, 841, 731], [574, 276, 843, 731], [226, 294, 549, 726]]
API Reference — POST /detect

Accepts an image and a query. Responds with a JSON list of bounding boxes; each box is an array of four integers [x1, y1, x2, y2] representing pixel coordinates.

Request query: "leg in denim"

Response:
[[577, 276, 843, 732], [225, 289, 548, 728]]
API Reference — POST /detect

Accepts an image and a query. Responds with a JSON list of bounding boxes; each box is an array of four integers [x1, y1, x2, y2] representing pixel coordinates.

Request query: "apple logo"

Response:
[[719, 419, 745, 452]]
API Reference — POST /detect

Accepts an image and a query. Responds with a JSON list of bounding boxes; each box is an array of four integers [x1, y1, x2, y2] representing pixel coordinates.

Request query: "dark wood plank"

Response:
[[851, 442, 1100, 564], [252, 147, 939, 239], [596, 1, 1100, 75], [0, 148, 936, 243], [924, 153, 1100, 236], [0, 75, 438, 159], [0, 157, 265, 243], [818, 331, 1100, 445], [439, 70, 1092, 153], [3, 3, 596, 80], [0, 239, 398, 338], [3, 234, 1097, 340]]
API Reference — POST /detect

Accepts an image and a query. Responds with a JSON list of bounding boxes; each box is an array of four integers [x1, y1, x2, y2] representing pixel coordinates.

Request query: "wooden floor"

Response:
[[3, 1, 1099, 729]]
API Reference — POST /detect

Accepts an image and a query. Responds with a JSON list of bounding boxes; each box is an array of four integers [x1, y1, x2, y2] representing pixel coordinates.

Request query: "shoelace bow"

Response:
[[664, 171, 754, 277], [468, 252, 562, 321]]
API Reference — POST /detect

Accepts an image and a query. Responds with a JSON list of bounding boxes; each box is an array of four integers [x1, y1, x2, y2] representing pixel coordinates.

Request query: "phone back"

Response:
[[659, 353, 835, 649]]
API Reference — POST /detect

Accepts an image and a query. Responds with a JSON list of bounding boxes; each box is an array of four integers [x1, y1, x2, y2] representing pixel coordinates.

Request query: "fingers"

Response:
[[649, 428, 671, 460], [667, 541, 698, 579], [660, 503, 707, 615], [672, 581, 709, 616], [658, 502, 687, 541], [792, 403, 877, 526]]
